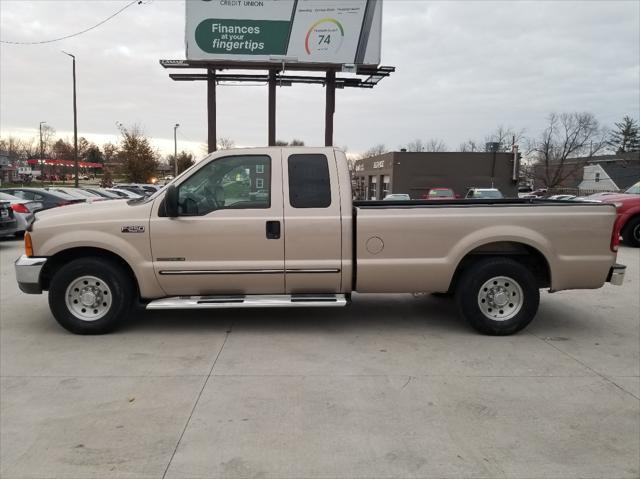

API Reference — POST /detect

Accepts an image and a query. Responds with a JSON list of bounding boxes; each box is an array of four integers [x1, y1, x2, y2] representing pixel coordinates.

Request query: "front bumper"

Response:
[[15, 255, 47, 294], [607, 263, 626, 286]]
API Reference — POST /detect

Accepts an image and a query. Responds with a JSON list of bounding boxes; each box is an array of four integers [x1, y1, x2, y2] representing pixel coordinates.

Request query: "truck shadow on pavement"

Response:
[[120, 293, 476, 335]]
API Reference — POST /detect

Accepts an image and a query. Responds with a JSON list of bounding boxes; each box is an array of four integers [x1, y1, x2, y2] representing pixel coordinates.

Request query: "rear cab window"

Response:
[[288, 154, 331, 208]]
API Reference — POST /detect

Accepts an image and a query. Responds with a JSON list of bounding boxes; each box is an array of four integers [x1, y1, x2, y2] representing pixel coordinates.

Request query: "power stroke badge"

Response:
[[121, 225, 145, 233]]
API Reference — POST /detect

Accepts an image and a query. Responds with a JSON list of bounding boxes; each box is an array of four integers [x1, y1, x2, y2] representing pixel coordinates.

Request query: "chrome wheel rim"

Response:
[[633, 224, 640, 242], [477, 276, 523, 321], [65, 275, 112, 321]]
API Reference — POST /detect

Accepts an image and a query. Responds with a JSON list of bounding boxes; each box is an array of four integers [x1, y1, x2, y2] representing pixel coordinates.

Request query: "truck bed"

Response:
[[353, 199, 616, 294], [353, 198, 598, 208]]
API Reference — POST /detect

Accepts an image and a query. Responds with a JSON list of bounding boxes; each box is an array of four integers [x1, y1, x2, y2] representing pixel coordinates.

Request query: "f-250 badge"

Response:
[[121, 225, 145, 233]]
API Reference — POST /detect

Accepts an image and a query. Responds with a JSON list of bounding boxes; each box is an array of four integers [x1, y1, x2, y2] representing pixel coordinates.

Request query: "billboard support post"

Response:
[[325, 70, 336, 147], [268, 69, 277, 146], [207, 68, 217, 153], [161, 61, 394, 151]]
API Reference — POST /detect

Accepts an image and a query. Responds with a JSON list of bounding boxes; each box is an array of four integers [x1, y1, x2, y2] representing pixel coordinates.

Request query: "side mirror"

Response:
[[165, 184, 178, 218]]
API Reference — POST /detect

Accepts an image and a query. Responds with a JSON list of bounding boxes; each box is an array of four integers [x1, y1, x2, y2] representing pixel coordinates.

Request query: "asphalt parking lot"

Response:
[[1, 237, 638, 479]]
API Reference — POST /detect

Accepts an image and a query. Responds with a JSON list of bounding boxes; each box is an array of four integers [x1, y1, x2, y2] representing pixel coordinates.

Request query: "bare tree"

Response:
[[274, 139, 305, 146], [458, 139, 480, 152], [41, 124, 56, 157], [484, 126, 525, 152], [360, 144, 388, 159], [529, 112, 607, 189], [217, 137, 235, 150], [405, 139, 425, 152], [424, 138, 447, 152], [0, 136, 39, 159]]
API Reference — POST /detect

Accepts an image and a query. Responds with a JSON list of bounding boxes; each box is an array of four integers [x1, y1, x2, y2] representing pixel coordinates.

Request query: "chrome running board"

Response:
[[146, 294, 348, 310]]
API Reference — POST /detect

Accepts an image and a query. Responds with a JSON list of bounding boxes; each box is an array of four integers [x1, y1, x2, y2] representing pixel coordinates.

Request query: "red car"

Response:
[[589, 181, 640, 247]]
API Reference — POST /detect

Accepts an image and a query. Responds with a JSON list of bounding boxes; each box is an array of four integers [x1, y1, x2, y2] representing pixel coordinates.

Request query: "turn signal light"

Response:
[[24, 232, 34, 257]]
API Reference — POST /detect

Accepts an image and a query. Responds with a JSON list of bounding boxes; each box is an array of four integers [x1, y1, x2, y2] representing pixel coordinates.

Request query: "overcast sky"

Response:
[[1, 0, 639, 159]]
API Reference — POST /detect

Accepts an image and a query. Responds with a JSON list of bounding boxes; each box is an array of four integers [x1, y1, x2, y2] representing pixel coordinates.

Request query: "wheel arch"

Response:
[[448, 241, 552, 293], [40, 246, 140, 298]]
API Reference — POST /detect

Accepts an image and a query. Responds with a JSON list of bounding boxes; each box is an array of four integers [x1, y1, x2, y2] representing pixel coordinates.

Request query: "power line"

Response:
[[0, 1, 146, 45]]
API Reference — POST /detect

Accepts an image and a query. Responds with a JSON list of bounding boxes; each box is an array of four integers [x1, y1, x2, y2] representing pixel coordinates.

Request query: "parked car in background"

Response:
[[0, 200, 17, 237], [81, 187, 122, 199], [548, 194, 577, 200], [0, 188, 83, 210], [423, 188, 456, 200], [105, 188, 144, 199], [249, 189, 269, 201], [383, 193, 411, 201], [465, 188, 504, 199], [45, 187, 106, 203], [519, 188, 548, 199], [0, 192, 42, 235], [586, 181, 640, 247], [115, 184, 150, 197]]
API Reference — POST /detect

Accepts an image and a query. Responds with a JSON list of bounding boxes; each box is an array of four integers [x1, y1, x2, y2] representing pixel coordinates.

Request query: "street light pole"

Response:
[[62, 51, 78, 187], [39, 121, 46, 186], [173, 123, 180, 177]]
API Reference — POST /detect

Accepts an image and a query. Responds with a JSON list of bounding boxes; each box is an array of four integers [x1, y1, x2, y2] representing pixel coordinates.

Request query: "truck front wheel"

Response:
[[48, 257, 134, 334], [455, 257, 540, 335]]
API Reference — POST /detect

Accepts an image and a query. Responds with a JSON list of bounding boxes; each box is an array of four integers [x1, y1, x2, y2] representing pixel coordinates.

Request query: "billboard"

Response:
[[185, 0, 382, 65]]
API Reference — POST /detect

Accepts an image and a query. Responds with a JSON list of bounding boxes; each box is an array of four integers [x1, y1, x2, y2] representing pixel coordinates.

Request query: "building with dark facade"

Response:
[[352, 151, 520, 200]]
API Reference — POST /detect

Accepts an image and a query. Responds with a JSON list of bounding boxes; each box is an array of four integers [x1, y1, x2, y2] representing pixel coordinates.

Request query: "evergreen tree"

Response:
[[608, 115, 639, 153], [117, 124, 158, 183]]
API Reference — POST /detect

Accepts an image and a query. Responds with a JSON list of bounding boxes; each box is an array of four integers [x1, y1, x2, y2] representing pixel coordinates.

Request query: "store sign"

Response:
[[373, 160, 385, 169], [186, 0, 382, 65]]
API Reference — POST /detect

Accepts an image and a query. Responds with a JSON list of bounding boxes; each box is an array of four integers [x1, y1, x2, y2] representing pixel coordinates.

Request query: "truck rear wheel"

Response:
[[455, 257, 540, 335], [48, 257, 134, 334]]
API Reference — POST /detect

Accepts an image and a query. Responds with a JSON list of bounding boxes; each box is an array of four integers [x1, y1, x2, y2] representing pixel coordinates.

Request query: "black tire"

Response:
[[48, 257, 134, 334], [455, 257, 540, 335], [431, 292, 453, 298], [622, 216, 640, 248]]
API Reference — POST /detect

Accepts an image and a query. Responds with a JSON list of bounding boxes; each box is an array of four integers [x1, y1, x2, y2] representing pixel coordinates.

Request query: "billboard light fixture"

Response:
[[268, 55, 299, 62]]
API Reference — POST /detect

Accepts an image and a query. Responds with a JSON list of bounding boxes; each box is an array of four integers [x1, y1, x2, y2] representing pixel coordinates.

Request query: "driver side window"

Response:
[[177, 155, 271, 216]]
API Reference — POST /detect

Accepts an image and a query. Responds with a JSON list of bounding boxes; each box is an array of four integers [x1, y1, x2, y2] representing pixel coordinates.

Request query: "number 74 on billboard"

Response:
[[186, 0, 383, 66]]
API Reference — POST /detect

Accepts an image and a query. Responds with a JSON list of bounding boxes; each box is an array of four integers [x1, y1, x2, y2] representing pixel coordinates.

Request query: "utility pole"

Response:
[[173, 123, 180, 177], [39, 121, 46, 186], [62, 51, 78, 187]]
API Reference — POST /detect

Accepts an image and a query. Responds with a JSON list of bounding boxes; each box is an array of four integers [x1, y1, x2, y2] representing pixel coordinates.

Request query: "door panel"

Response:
[[283, 149, 343, 293], [149, 150, 285, 296]]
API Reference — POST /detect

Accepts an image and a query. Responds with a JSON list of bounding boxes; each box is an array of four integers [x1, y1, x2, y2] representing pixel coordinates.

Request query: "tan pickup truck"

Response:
[[15, 147, 626, 335]]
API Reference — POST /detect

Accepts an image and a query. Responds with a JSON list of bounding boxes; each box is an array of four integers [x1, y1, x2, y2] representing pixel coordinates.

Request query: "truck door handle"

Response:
[[266, 220, 281, 239]]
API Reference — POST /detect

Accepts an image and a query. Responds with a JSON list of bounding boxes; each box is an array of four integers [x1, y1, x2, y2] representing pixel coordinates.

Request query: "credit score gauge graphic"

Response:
[[286, 0, 381, 64], [186, 0, 382, 65], [304, 18, 345, 56]]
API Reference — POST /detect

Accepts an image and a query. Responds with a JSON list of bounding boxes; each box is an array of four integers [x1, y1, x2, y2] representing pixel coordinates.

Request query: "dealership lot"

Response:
[[1, 237, 638, 479]]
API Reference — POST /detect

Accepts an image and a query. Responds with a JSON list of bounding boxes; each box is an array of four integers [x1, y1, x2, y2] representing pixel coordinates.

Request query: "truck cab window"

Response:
[[177, 155, 271, 215], [288, 154, 331, 208]]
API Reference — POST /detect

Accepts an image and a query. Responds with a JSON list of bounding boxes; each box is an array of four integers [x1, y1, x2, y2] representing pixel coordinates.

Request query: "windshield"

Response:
[[71, 189, 100, 198], [625, 181, 640, 194], [478, 190, 503, 198], [429, 189, 454, 197], [473, 190, 503, 199], [0, 192, 19, 201]]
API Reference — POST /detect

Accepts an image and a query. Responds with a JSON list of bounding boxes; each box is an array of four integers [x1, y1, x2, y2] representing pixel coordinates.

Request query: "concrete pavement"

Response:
[[1, 237, 638, 478]]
